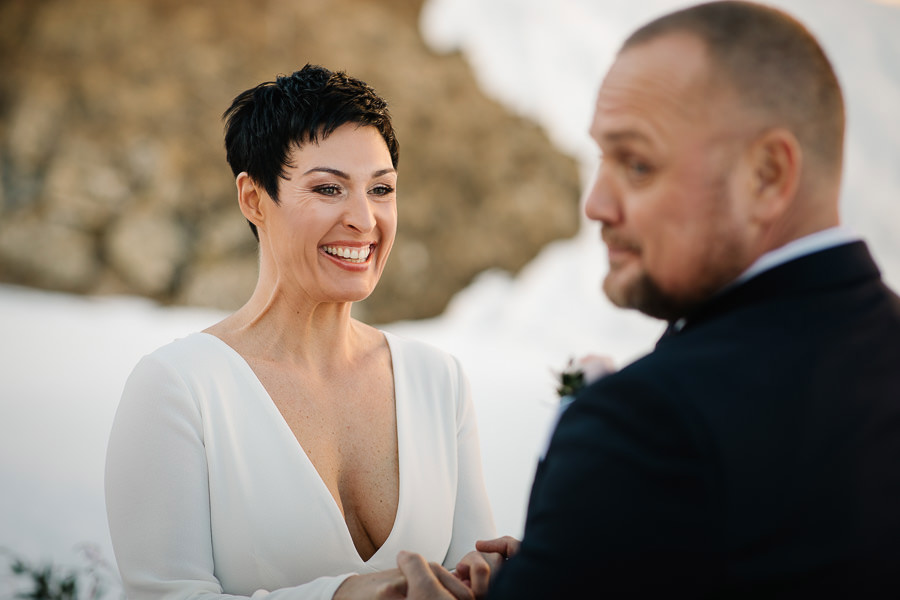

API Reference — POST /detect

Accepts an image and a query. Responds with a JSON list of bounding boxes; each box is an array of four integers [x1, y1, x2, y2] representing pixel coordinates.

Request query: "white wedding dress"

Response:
[[105, 331, 496, 600]]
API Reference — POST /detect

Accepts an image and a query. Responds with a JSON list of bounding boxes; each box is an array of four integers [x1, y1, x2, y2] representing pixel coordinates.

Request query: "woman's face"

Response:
[[261, 123, 397, 305]]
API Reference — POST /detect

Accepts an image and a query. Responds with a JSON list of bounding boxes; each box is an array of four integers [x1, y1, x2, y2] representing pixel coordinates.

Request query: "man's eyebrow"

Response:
[[601, 130, 652, 145]]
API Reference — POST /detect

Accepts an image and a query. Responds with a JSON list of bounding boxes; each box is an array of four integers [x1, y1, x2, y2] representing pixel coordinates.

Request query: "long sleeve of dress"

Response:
[[105, 353, 353, 600], [442, 356, 497, 567]]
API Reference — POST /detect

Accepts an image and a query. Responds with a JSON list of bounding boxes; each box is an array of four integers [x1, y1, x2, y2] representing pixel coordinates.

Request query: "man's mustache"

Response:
[[601, 227, 641, 253]]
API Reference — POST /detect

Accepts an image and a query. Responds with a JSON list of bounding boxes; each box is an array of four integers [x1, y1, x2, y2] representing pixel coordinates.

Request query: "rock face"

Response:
[[0, 0, 580, 323]]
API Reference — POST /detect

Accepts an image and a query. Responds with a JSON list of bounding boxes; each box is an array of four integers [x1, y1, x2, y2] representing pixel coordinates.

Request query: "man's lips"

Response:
[[601, 231, 641, 267]]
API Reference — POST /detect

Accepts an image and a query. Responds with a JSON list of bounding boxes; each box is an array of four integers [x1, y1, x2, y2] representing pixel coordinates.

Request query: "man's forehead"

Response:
[[611, 32, 710, 87], [592, 33, 714, 142]]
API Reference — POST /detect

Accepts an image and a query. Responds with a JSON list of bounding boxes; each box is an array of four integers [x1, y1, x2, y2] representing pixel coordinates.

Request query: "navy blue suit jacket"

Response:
[[490, 241, 900, 598]]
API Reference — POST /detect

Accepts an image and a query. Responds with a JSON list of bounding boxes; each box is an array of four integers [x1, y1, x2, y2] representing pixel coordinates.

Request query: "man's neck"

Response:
[[732, 225, 860, 288]]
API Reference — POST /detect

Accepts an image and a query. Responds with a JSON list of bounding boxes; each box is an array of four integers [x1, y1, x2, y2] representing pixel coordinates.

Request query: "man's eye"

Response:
[[314, 184, 342, 196], [628, 159, 649, 174], [370, 184, 394, 196], [624, 157, 653, 180]]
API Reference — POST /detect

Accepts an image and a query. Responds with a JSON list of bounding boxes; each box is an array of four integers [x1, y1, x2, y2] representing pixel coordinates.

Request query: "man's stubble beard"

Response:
[[604, 271, 692, 322], [604, 237, 747, 322], [602, 178, 750, 323]]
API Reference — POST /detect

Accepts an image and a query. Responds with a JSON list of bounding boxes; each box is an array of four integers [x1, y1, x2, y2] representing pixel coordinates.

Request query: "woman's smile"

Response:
[[321, 242, 378, 269]]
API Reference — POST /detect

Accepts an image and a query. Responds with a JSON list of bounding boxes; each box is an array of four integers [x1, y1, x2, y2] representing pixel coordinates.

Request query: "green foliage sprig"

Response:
[[2, 544, 122, 600], [556, 362, 586, 398], [556, 358, 585, 398]]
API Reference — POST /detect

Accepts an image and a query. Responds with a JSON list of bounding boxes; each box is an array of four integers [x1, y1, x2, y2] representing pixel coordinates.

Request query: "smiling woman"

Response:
[[104, 65, 496, 600], [238, 124, 398, 306]]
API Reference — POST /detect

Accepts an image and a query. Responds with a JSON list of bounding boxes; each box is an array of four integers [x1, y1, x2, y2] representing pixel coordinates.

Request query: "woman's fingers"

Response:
[[430, 562, 476, 600], [397, 552, 475, 600], [333, 569, 407, 600], [453, 551, 494, 599], [397, 551, 454, 599]]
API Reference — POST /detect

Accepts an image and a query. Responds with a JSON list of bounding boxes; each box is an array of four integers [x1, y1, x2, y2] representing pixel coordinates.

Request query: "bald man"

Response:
[[399, 1, 900, 598]]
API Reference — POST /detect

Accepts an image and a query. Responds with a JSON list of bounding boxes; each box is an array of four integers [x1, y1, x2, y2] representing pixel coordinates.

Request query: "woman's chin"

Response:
[[321, 286, 378, 306]]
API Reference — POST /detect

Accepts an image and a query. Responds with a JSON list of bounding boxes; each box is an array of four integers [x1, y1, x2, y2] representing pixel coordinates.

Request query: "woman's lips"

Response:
[[320, 243, 377, 270], [321, 243, 375, 263]]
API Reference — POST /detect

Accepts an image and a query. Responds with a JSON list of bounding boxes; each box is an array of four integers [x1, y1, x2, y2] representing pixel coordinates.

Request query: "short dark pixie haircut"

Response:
[[223, 64, 399, 240], [623, 1, 845, 171]]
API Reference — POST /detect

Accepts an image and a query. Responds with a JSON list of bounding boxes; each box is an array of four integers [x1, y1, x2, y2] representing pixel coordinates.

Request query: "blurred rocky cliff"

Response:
[[0, 0, 580, 322]]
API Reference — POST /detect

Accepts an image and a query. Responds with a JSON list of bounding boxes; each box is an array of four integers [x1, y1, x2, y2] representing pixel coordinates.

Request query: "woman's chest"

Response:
[[260, 362, 400, 550], [191, 354, 459, 591]]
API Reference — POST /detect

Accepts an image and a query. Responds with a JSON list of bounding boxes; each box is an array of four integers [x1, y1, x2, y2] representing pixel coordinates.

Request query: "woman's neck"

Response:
[[207, 278, 366, 369]]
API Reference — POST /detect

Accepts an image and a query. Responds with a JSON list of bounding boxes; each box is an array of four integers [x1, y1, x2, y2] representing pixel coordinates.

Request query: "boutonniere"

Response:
[[555, 355, 616, 401], [540, 354, 617, 461]]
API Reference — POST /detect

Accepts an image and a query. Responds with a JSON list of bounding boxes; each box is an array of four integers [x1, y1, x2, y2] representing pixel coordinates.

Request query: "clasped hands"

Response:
[[333, 536, 520, 600], [399, 536, 520, 600]]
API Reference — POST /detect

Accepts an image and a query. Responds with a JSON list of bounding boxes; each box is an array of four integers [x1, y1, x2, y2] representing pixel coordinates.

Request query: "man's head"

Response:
[[223, 64, 400, 240], [585, 1, 845, 321]]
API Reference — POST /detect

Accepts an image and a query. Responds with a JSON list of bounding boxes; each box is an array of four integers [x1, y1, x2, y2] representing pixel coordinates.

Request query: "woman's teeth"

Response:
[[322, 245, 372, 263]]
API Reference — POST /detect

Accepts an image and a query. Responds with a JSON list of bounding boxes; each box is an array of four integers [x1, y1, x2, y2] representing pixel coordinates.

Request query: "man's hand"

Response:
[[396, 551, 474, 600], [453, 536, 521, 599], [474, 536, 520, 559]]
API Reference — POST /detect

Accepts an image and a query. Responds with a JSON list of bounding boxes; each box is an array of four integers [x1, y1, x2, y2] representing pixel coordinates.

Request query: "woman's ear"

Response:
[[236, 172, 265, 232], [748, 128, 802, 224]]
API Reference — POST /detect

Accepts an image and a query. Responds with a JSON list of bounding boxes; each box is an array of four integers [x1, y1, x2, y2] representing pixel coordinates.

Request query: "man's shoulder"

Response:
[[568, 352, 703, 435], [593, 324, 747, 396], [569, 311, 790, 434]]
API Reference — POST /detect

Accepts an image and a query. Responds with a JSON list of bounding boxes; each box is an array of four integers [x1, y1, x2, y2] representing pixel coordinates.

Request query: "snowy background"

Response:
[[2, 0, 898, 584]]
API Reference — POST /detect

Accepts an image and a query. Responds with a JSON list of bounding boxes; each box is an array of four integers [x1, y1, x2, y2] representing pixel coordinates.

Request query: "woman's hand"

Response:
[[453, 536, 521, 599], [333, 569, 408, 600], [453, 551, 503, 599], [396, 552, 474, 600]]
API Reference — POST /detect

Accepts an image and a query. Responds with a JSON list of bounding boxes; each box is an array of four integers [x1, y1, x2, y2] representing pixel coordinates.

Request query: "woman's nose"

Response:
[[343, 190, 376, 233]]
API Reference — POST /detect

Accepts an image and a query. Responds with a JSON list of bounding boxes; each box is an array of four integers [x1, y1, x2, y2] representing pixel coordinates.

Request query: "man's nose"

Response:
[[583, 167, 622, 225]]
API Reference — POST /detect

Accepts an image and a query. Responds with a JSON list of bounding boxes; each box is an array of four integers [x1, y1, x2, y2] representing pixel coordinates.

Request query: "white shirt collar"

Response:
[[732, 225, 861, 287], [670, 226, 861, 332]]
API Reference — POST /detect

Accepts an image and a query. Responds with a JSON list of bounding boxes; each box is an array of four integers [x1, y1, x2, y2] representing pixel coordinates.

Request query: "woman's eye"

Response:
[[314, 184, 342, 196], [370, 184, 395, 196]]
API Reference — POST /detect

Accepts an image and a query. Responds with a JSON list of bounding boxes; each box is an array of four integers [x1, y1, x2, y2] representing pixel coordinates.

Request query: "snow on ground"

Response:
[[1, 0, 897, 583]]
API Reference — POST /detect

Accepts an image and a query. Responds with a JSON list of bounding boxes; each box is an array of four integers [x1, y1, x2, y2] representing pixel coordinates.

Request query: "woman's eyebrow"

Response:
[[302, 167, 396, 178], [303, 167, 349, 179]]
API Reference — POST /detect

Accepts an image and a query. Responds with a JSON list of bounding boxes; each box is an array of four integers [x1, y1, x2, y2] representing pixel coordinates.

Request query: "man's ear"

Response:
[[236, 172, 266, 232], [747, 128, 802, 223]]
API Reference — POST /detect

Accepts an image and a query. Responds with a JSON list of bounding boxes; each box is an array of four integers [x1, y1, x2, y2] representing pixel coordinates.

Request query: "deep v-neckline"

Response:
[[195, 331, 405, 566]]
